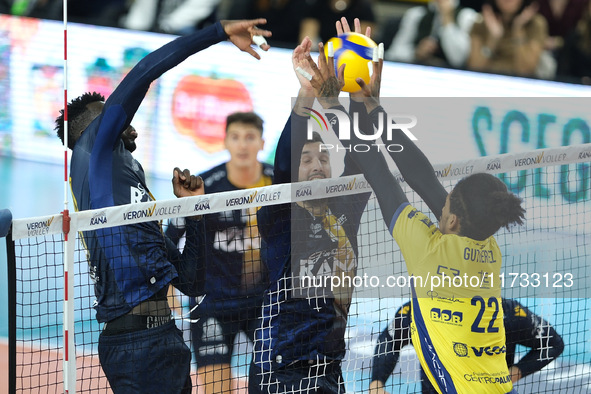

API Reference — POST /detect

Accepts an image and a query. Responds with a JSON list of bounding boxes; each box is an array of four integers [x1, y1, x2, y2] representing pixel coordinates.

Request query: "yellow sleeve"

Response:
[[390, 203, 440, 272]]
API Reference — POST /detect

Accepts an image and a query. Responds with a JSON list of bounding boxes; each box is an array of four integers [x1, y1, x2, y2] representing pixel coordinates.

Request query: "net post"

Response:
[[1, 209, 16, 394], [62, 209, 76, 393]]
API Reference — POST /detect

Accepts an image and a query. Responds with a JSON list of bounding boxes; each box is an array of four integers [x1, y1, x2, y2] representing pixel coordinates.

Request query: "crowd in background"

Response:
[[0, 0, 589, 84]]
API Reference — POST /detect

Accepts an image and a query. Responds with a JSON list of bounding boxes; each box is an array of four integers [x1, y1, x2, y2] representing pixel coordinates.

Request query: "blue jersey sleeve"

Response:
[[97, 23, 226, 149], [166, 218, 206, 296], [371, 302, 413, 384]]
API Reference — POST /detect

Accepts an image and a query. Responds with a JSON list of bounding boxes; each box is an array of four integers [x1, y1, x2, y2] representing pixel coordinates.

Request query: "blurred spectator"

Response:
[[556, 0, 591, 84], [384, 0, 478, 68], [467, 0, 555, 78], [120, 0, 220, 35], [226, 0, 313, 48], [537, 0, 589, 52], [2, 0, 127, 26], [300, 0, 376, 46]]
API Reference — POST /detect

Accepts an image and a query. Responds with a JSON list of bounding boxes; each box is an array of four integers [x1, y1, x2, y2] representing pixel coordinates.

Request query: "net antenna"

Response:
[[61, 0, 76, 392]]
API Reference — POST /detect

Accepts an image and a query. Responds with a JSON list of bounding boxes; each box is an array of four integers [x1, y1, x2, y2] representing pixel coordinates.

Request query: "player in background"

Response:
[[165, 111, 273, 393], [301, 20, 525, 393], [369, 299, 564, 393], [248, 33, 372, 393], [54, 19, 271, 393]]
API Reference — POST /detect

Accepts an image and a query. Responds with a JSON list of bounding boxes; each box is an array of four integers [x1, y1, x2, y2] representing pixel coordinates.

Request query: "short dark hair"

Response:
[[307, 131, 324, 145], [450, 173, 525, 241], [55, 92, 104, 150], [225, 112, 264, 135]]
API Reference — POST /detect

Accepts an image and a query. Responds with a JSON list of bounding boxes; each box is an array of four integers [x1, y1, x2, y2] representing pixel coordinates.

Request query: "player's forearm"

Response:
[[352, 101, 447, 219], [371, 328, 398, 384], [108, 23, 226, 132], [327, 104, 408, 224], [167, 218, 206, 296], [273, 113, 303, 184], [516, 329, 564, 378]]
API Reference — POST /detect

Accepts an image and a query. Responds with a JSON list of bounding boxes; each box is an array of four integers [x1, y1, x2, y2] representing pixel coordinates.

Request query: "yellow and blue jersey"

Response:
[[390, 203, 513, 394]]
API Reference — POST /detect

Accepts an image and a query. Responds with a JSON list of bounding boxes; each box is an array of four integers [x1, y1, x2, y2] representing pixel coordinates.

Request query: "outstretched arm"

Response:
[[340, 17, 448, 220], [96, 19, 271, 150], [298, 40, 408, 227]]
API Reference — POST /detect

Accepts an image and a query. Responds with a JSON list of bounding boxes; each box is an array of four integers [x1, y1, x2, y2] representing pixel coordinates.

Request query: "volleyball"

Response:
[[326, 32, 377, 93]]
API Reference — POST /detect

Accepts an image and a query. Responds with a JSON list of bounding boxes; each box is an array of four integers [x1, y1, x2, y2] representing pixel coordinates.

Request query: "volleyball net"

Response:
[[3, 142, 591, 393]]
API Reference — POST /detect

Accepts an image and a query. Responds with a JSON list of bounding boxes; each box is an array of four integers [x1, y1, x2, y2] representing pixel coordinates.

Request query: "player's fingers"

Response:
[[325, 41, 335, 78], [341, 17, 351, 33], [354, 18, 361, 34], [181, 169, 191, 185], [378, 43, 384, 75], [356, 77, 370, 94], [172, 167, 181, 183], [336, 20, 344, 36], [188, 175, 203, 191], [337, 64, 346, 87], [317, 42, 330, 78], [309, 74, 323, 90], [365, 25, 372, 38], [305, 52, 321, 77], [244, 45, 261, 60], [247, 18, 268, 30]]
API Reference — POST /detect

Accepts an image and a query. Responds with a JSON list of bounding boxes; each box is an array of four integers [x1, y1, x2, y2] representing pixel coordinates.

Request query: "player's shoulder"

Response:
[[262, 162, 274, 178], [502, 298, 529, 319], [200, 163, 228, 189]]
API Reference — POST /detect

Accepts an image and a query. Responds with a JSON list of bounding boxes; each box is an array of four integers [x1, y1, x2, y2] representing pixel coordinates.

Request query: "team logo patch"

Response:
[[453, 342, 469, 357]]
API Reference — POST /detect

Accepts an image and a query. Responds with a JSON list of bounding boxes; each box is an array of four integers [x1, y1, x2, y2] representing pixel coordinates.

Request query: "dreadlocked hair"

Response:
[[449, 173, 525, 241], [55, 92, 104, 150]]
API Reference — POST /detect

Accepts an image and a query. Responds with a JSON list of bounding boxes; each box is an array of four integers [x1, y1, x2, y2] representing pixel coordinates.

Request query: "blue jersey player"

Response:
[[54, 19, 271, 393], [165, 111, 273, 393], [248, 36, 372, 393]]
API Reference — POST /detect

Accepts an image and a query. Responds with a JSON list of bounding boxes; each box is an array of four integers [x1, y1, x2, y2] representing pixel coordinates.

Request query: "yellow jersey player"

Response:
[[299, 20, 525, 393]]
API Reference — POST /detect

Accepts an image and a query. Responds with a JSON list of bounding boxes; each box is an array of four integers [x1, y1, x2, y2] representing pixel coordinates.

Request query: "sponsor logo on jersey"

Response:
[[130, 183, 148, 203], [430, 308, 463, 325], [453, 342, 469, 357], [471, 345, 506, 357], [464, 372, 511, 384], [310, 222, 323, 238]]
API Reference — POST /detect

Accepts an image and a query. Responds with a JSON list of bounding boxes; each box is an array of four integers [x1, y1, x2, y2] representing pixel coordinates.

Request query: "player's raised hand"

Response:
[[220, 19, 272, 60], [293, 36, 314, 93], [298, 41, 345, 108], [336, 17, 371, 38], [355, 43, 384, 111], [172, 167, 204, 198]]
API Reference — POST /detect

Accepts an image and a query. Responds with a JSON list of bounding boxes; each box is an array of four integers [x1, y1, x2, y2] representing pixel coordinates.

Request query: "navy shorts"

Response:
[[98, 319, 191, 393], [248, 360, 345, 393], [191, 303, 260, 367]]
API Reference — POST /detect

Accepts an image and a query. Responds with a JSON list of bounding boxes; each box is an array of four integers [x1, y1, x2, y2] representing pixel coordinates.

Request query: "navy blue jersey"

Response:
[[254, 113, 371, 370], [371, 299, 564, 388], [70, 23, 226, 323]]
